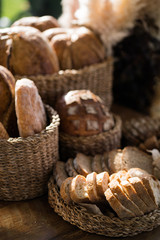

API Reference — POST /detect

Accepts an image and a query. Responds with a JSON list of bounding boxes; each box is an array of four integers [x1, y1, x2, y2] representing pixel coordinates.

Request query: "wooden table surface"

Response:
[[1, 105, 159, 240]]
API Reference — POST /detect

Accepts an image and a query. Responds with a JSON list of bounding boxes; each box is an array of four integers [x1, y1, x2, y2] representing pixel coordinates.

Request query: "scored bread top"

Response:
[[73, 153, 92, 177], [15, 78, 47, 138]]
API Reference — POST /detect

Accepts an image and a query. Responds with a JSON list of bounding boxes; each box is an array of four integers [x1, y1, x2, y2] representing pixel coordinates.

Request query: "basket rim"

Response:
[[0, 104, 60, 143], [15, 57, 113, 80]]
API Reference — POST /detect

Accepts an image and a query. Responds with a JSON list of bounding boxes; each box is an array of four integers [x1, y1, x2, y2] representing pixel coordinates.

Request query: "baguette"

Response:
[[65, 158, 78, 177], [92, 154, 103, 173], [54, 161, 68, 188], [96, 171, 109, 198], [86, 172, 101, 203], [60, 177, 73, 204]]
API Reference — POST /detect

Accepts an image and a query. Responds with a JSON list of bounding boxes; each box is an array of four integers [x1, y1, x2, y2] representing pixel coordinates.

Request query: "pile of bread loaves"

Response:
[[0, 65, 47, 139], [54, 148, 160, 219], [0, 15, 106, 76]]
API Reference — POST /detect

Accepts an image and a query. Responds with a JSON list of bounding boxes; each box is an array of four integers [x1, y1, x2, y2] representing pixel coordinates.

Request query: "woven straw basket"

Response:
[[59, 114, 122, 161], [48, 177, 160, 237], [0, 105, 59, 201], [15, 58, 113, 110], [122, 116, 160, 146]]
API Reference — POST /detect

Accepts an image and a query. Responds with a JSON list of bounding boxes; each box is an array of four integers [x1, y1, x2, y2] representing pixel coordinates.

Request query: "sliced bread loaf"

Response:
[[92, 154, 103, 173], [86, 172, 102, 203], [54, 161, 68, 188], [101, 152, 109, 172], [60, 177, 73, 204], [128, 177, 157, 212], [65, 158, 78, 177], [96, 171, 109, 198], [73, 153, 92, 177], [70, 175, 90, 203], [122, 147, 153, 174], [105, 188, 135, 219], [108, 149, 123, 173], [109, 180, 143, 217]]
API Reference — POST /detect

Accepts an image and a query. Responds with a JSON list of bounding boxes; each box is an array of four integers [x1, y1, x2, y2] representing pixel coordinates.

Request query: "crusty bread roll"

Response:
[[56, 90, 114, 136], [49, 26, 106, 70], [0, 26, 59, 76], [15, 78, 47, 138], [11, 15, 60, 32]]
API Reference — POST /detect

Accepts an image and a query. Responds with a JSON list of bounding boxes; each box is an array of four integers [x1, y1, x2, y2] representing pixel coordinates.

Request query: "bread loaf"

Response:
[[15, 78, 47, 138], [56, 90, 114, 136], [0, 26, 59, 76], [0, 122, 9, 139], [12, 15, 60, 32], [50, 26, 106, 70]]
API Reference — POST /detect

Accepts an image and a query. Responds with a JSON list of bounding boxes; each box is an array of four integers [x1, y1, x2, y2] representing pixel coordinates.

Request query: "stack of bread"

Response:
[[55, 90, 122, 160], [53, 148, 160, 219]]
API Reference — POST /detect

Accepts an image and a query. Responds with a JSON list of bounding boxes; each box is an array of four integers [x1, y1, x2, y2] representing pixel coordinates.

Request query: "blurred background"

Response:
[[0, 0, 62, 27]]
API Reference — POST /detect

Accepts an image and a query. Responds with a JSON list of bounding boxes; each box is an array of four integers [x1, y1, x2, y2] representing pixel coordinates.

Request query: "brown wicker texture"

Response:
[[15, 58, 113, 110], [59, 114, 122, 161], [0, 105, 60, 201], [123, 116, 160, 146], [48, 177, 160, 237]]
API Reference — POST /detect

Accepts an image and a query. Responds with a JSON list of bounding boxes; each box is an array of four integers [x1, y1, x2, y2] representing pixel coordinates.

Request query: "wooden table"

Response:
[[1, 105, 159, 240]]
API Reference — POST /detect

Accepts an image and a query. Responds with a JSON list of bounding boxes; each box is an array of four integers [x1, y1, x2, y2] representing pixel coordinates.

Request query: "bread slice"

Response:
[[79, 203, 103, 215], [122, 147, 153, 174], [65, 158, 78, 177], [73, 153, 92, 177], [96, 171, 109, 198], [54, 161, 68, 188], [60, 177, 73, 204], [109, 170, 128, 182], [128, 168, 160, 206], [120, 179, 149, 214], [86, 172, 101, 203], [109, 180, 143, 216], [70, 175, 90, 203], [128, 177, 157, 212], [105, 188, 135, 219], [108, 149, 123, 173], [101, 152, 109, 172], [92, 154, 103, 173]]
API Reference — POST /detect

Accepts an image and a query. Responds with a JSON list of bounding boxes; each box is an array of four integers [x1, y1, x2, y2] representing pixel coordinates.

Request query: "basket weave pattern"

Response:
[[15, 59, 113, 109], [48, 177, 160, 237], [0, 105, 59, 201], [59, 114, 122, 160]]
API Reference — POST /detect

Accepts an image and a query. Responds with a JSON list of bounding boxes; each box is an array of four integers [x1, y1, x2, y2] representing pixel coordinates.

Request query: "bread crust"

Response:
[[0, 122, 9, 139], [92, 154, 103, 173], [73, 153, 92, 177], [60, 177, 73, 204], [96, 171, 109, 197], [54, 161, 68, 188], [86, 172, 101, 202], [65, 158, 78, 177]]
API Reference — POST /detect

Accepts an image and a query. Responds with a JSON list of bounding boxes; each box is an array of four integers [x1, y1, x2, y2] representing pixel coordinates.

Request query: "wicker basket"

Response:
[[0, 105, 60, 201], [59, 114, 122, 161], [48, 177, 160, 237], [122, 116, 160, 146], [15, 58, 113, 110]]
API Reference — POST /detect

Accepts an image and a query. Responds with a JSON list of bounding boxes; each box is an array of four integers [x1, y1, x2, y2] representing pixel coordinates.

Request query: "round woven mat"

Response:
[[48, 177, 160, 237], [15, 58, 113, 110], [0, 105, 60, 201], [59, 114, 122, 161]]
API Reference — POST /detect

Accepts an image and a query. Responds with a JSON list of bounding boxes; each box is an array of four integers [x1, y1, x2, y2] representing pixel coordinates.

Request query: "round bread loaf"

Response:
[[0, 26, 59, 76], [56, 90, 114, 136], [50, 26, 106, 70], [11, 15, 60, 32]]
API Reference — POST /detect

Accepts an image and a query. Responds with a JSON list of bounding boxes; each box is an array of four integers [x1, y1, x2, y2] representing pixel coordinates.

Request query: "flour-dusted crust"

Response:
[[15, 78, 47, 138]]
